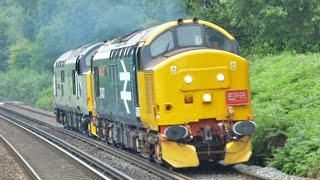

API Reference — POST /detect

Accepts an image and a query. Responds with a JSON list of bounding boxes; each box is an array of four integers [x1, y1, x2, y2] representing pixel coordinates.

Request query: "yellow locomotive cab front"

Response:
[[138, 49, 255, 168], [152, 50, 251, 124]]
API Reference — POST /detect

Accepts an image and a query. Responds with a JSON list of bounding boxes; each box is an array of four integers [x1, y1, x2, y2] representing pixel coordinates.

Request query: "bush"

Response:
[[268, 118, 320, 177], [35, 86, 53, 111], [250, 53, 320, 177], [0, 69, 52, 106]]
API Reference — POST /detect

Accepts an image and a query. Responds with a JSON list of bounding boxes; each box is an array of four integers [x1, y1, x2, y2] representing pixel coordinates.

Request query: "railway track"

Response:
[[0, 135, 40, 180], [0, 102, 191, 180], [0, 117, 112, 179], [0, 107, 133, 180], [1, 102, 268, 180]]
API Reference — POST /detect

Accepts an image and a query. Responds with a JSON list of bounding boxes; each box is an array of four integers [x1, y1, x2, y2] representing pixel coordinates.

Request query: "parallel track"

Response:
[[0, 103, 191, 180], [0, 135, 40, 180], [3, 102, 268, 180], [0, 106, 133, 180]]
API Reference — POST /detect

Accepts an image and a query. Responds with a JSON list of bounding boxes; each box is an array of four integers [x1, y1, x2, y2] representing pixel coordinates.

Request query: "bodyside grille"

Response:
[[144, 73, 155, 114]]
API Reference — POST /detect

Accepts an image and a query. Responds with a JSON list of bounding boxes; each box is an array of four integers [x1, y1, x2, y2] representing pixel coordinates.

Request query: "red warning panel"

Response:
[[226, 89, 249, 105]]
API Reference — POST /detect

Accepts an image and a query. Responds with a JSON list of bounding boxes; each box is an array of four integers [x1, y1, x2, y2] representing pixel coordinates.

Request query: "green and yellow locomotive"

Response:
[[54, 19, 256, 168]]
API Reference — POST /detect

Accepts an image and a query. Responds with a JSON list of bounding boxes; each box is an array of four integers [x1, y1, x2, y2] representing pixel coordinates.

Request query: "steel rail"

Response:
[[0, 108, 133, 180], [0, 135, 41, 180], [1, 104, 191, 180], [3, 103, 271, 180], [2, 103, 271, 180]]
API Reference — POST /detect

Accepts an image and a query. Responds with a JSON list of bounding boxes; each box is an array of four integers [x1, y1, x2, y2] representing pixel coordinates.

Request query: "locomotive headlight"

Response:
[[217, 73, 225, 82], [202, 93, 212, 102], [184, 75, 193, 84]]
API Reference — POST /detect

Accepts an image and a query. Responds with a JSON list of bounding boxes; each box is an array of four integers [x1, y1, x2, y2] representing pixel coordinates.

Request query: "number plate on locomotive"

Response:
[[226, 90, 249, 105]]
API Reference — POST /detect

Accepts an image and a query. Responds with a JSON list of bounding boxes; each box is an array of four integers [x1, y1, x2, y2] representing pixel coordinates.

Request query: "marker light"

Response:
[[203, 93, 212, 102], [184, 95, 193, 104], [184, 75, 192, 84], [217, 73, 225, 81]]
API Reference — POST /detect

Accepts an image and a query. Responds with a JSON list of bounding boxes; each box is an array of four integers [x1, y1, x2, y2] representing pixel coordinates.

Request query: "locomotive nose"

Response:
[[148, 49, 251, 125]]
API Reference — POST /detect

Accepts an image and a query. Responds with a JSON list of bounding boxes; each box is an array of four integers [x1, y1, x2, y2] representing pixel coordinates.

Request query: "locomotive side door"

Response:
[[132, 42, 144, 120], [109, 64, 120, 112]]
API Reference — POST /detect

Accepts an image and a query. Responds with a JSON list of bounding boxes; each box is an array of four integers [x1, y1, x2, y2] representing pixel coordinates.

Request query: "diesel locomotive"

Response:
[[53, 19, 256, 168]]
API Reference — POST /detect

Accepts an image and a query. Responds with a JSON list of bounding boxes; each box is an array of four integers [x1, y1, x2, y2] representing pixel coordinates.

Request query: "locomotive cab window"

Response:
[[205, 27, 239, 54], [177, 25, 203, 47], [141, 24, 241, 70], [150, 31, 174, 57]]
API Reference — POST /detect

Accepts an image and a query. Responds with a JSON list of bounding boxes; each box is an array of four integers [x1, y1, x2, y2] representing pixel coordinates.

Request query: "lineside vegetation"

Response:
[[250, 53, 320, 178]]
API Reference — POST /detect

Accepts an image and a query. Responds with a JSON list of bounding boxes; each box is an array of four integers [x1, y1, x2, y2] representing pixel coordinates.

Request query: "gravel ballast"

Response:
[[0, 140, 31, 180], [2, 103, 313, 180]]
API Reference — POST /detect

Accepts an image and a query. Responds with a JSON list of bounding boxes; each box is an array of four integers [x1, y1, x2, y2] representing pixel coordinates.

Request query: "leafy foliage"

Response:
[[0, 0, 185, 104], [0, 70, 52, 106], [250, 53, 320, 178], [8, 40, 35, 70], [35, 87, 53, 111], [184, 0, 320, 54]]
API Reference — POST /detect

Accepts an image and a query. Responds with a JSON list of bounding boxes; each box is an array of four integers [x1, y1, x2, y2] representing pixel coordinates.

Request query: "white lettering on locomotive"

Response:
[[119, 60, 132, 114], [227, 92, 246, 101], [100, 88, 105, 98]]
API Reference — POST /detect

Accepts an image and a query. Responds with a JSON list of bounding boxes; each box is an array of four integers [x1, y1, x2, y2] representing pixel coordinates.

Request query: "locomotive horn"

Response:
[[193, 17, 198, 23]]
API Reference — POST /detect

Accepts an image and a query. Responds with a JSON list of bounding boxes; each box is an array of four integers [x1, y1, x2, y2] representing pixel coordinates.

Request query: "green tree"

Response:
[[0, 69, 51, 104], [141, 0, 186, 27], [184, 0, 320, 53], [0, 19, 8, 72], [8, 40, 35, 70]]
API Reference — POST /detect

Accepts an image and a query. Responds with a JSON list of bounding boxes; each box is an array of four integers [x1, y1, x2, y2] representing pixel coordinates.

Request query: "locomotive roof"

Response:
[[94, 22, 178, 52], [93, 27, 156, 60], [54, 42, 103, 67], [93, 19, 236, 60]]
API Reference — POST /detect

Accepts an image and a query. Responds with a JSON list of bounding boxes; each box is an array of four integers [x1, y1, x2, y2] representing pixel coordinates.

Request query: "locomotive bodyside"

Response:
[[54, 43, 103, 129]]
